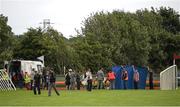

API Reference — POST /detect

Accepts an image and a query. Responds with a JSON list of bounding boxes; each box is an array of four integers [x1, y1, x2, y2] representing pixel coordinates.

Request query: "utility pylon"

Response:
[[39, 19, 54, 31]]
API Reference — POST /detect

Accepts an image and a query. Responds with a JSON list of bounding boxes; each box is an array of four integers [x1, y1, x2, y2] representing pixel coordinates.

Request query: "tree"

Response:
[[135, 7, 180, 70], [43, 28, 70, 73], [13, 27, 72, 73], [13, 28, 46, 59], [158, 7, 180, 34], [77, 11, 151, 72], [0, 14, 14, 67]]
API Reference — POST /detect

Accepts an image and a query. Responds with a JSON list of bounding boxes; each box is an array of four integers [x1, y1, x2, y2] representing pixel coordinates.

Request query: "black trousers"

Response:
[[33, 83, 41, 95], [87, 80, 92, 91], [48, 82, 60, 96], [123, 80, 128, 89], [76, 81, 81, 90], [30, 80, 33, 90], [149, 81, 154, 89], [134, 81, 138, 89]]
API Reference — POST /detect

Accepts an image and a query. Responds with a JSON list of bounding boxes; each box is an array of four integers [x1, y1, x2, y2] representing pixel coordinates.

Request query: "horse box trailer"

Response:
[[4, 60, 44, 88], [8, 60, 44, 75]]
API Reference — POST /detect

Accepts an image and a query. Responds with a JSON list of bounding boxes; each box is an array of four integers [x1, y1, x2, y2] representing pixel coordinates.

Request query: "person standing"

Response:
[[33, 71, 41, 95], [48, 69, 60, 96], [133, 66, 139, 89], [3, 70, 11, 88], [96, 67, 104, 89], [24, 72, 31, 90], [69, 69, 76, 90], [76, 71, 81, 90], [121, 67, 128, 89], [18, 71, 24, 89], [42, 68, 46, 90], [65, 71, 71, 90], [30, 68, 35, 90], [148, 67, 154, 89], [86, 68, 93, 91], [107, 70, 116, 90], [45, 71, 49, 90], [81, 71, 87, 89]]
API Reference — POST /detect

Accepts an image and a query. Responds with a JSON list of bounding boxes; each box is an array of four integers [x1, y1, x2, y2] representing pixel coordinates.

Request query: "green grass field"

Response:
[[0, 89, 180, 106]]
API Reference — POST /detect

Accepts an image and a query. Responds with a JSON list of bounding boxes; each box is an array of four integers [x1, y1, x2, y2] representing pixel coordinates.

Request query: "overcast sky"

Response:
[[0, 0, 180, 38]]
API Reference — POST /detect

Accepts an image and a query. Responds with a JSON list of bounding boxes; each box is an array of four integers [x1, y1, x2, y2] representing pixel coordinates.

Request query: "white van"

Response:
[[7, 60, 44, 87], [9, 60, 44, 75]]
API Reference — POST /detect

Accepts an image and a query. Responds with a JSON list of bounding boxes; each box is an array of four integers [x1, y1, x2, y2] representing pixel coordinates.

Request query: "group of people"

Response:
[[24, 68, 60, 96], [121, 66, 140, 89], [65, 69, 81, 90], [32, 70, 60, 96], [10, 65, 152, 94], [64, 65, 141, 91], [96, 65, 140, 90], [65, 68, 93, 91]]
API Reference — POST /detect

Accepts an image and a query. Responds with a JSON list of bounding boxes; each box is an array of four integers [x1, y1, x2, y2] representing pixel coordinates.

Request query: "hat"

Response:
[[69, 69, 72, 72]]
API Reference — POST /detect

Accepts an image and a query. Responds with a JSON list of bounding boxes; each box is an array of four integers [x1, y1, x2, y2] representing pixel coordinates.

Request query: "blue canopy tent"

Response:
[[112, 65, 148, 89]]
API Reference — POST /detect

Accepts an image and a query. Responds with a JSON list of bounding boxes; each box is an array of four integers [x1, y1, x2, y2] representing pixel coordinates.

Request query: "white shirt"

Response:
[[86, 71, 92, 80]]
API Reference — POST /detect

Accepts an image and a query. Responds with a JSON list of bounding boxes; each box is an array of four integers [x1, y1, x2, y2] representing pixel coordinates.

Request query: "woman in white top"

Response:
[[133, 65, 139, 89], [86, 68, 92, 91]]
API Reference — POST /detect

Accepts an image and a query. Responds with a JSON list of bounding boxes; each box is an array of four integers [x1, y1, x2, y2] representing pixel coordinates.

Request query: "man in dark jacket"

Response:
[[76, 72, 81, 90], [65, 71, 71, 90], [148, 67, 154, 89], [48, 69, 60, 96], [33, 71, 41, 95]]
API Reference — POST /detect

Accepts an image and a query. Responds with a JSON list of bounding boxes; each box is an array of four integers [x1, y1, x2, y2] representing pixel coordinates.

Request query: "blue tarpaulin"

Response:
[[112, 65, 148, 89]]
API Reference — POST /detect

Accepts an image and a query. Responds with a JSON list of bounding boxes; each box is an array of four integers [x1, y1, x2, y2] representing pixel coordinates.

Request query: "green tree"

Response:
[[78, 11, 151, 72], [13, 27, 72, 73], [43, 28, 70, 73], [0, 14, 14, 67], [135, 7, 180, 70], [13, 28, 46, 59], [158, 7, 180, 34]]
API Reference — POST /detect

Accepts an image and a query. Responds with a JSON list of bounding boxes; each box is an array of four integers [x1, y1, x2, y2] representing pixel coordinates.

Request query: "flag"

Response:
[[37, 56, 44, 65], [173, 53, 180, 60]]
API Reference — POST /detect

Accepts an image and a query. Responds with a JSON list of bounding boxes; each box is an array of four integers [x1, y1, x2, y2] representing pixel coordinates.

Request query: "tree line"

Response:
[[0, 7, 180, 73]]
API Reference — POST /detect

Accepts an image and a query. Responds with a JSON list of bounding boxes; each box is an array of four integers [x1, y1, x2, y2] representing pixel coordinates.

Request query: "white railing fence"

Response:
[[160, 65, 178, 90], [0, 69, 16, 91]]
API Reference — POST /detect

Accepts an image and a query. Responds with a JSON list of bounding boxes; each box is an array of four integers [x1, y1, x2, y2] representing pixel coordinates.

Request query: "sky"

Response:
[[0, 0, 180, 38]]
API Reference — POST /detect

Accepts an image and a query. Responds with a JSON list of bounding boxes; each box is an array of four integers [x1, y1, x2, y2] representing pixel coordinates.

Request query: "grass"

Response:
[[0, 89, 180, 106]]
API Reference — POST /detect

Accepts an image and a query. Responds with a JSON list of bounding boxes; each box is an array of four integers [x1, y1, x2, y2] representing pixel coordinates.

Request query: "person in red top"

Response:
[[107, 70, 116, 90]]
